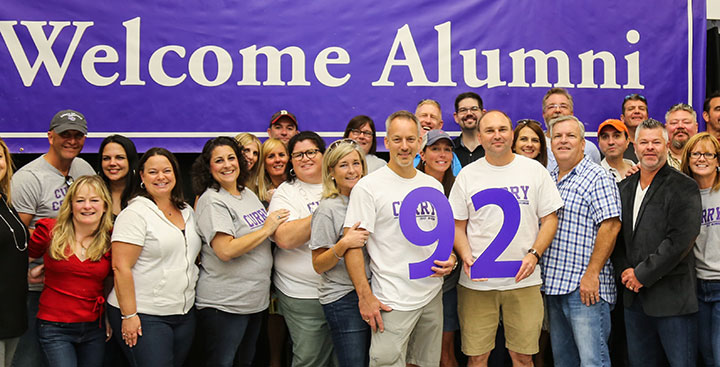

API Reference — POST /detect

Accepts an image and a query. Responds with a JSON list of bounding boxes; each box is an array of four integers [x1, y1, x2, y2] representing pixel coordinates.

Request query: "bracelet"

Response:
[[450, 253, 458, 270], [121, 312, 138, 320], [331, 246, 342, 260]]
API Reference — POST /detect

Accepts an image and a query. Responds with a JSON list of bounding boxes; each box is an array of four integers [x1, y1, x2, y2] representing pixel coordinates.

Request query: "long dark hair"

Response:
[[98, 134, 138, 210], [417, 142, 455, 197], [191, 137, 249, 196], [131, 147, 186, 210], [285, 131, 326, 184], [343, 115, 377, 154], [512, 119, 548, 167]]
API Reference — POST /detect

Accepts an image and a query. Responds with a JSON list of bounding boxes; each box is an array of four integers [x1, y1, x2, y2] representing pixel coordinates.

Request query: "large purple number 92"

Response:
[[399, 187, 454, 279], [470, 188, 522, 279]]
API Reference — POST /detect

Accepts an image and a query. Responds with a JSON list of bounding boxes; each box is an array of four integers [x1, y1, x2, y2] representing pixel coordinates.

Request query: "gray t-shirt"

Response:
[[309, 195, 370, 305], [10, 155, 94, 291], [696, 187, 720, 280], [11, 155, 95, 228], [195, 187, 272, 314]]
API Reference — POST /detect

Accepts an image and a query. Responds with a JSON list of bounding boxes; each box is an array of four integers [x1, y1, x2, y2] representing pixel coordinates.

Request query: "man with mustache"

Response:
[[613, 118, 701, 366], [452, 92, 486, 167], [665, 103, 698, 169]]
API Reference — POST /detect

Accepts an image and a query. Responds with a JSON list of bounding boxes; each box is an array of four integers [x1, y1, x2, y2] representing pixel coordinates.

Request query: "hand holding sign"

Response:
[[399, 187, 522, 280]]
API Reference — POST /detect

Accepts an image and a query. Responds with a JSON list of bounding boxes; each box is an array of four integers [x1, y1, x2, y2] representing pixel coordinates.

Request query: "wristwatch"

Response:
[[527, 248, 541, 261]]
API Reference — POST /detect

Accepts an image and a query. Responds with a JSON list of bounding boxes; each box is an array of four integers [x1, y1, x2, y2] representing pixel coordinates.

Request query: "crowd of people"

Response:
[[1, 88, 720, 367]]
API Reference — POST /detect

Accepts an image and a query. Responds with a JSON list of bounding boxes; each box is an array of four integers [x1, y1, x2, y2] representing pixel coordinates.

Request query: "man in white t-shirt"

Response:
[[449, 110, 563, 367], [345, 110, 456, 367]]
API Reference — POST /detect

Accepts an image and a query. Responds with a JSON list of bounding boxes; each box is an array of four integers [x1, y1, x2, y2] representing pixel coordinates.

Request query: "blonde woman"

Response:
[[27, 175, 113, 367], [256, 138, 288, 204], [235, 133, 262, 191], [0, 138, 29, 367], [309, 138, 370, 366]]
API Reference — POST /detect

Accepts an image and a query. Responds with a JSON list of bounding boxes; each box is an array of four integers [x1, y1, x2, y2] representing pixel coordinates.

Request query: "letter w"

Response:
[[0, 21, 93, 86]]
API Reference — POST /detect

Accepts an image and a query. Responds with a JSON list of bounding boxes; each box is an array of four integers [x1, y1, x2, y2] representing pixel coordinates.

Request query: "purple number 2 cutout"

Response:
[[470, 188, 522, 279], [399, 187, 454, 279]]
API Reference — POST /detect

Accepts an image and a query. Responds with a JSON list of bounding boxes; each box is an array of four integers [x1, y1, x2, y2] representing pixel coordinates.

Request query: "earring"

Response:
[[140, 182, 145, 189], [331, 176, 335, 181], [289, 168, 295, 176]]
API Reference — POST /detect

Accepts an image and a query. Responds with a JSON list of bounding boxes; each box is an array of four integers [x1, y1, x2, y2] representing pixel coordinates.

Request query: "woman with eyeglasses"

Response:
[[107, 148, 201, 367], [235, 133, 262, 191], [680, 132, 720, 366], [28, 175, 113, 367], [98, 135, 139, 217], [256, 138, 289, 205], [268, 131, 337, 366], [0, 138, 29, 367], [191, 137, 289, 367], [309, 139, 370, 367], [512, 119, 548, 167], [416, 130, 461, 367], [343, 115, 386, 173]]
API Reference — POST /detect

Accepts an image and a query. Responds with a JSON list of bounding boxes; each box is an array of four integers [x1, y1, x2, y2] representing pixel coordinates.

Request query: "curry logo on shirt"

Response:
[[502, 185, 530, 205], [702, 206, 720, 227], [391, 200, 437, 221], [243, 208, 268, 229]]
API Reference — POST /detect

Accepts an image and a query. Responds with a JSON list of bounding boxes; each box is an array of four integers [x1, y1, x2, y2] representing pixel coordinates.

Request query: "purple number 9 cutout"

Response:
[[399, 186, 455, 279], [470, 188, 522, 279]]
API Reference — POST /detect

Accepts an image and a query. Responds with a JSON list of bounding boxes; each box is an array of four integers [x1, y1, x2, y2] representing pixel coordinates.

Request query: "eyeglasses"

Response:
[[690, 152, 717, 160], [544, 103, 571, 111], [328, 138, 360, 152], [457, 106, 481, 114], [624, 94, 647, 103], [291, 149, 321, 160], [65, 175, 74, 187], [349, 129, 373, 138], [516, 119, 542, 126]]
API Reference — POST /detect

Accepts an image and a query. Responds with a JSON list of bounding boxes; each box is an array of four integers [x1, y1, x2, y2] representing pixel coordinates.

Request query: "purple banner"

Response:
[[0, 0, 706, 153]]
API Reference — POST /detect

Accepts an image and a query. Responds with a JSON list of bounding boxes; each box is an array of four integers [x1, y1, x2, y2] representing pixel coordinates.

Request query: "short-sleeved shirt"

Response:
[[108, 196, 201, 316], [345, 166, 444, 311], [365, 154, 387, 173], [545, 156, 621, 303], [449, 155, 564, 291], [309, 195, 370, 305], [11, 155, 95, 291], [600, 158, 635, 183], [696, 188, 720, 280], [268, 180, 323, 299], [195, 187, 272, 314], [11, 155, 95, 229]]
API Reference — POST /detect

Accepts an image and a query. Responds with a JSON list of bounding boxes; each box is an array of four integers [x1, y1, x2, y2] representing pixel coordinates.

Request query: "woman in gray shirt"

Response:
[[191, 137, 289, 367], [310, 139, 371, 367]]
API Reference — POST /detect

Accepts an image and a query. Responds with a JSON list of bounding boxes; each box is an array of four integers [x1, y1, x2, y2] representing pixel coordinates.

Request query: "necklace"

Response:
[[0, 197, 27, 251]]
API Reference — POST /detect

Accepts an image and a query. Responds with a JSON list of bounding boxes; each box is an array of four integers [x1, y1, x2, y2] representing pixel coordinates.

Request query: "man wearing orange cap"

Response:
[[597, 119, 634, 182]]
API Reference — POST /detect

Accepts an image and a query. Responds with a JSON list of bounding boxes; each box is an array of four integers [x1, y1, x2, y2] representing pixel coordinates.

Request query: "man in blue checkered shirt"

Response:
[[544, 115, 622, 367]]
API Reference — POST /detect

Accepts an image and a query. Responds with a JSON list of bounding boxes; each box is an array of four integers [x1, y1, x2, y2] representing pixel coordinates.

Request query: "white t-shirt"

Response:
[[268, 179, 323, 299], [344, 166, 444, 311], [108, 196, 201, 316], [449, 155, 563, 291]]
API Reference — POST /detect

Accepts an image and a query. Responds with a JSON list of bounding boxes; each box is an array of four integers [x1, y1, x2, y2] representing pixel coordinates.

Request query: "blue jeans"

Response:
[[546, 288, 611, 367], [698, 279, 720, 367], [107, 305, 196, 367], [322, 291, 369, 367], [196, 308, 262, 367], [624, 297, 697, 367], [36, 319, 105, 367], [12, 291, 45, 367]]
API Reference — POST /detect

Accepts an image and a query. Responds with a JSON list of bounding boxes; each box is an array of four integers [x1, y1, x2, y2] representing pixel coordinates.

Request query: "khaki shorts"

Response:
[[457, 284, 543, 356], [369, 291, 443, 367]]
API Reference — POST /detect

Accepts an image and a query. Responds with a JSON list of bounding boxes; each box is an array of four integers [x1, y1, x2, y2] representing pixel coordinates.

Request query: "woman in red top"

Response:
[[28, 175, 114, 367]]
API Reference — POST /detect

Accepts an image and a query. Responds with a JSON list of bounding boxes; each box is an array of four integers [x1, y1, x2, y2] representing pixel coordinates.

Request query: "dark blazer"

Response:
[[613, 163, 701, 317]]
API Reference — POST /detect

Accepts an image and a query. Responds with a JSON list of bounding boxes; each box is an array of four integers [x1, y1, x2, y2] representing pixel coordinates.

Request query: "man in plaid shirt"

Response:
[[544, 115, 622, 367]]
